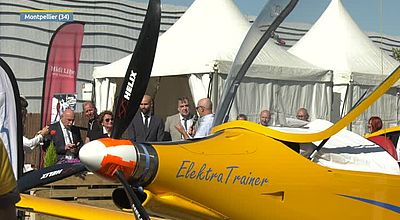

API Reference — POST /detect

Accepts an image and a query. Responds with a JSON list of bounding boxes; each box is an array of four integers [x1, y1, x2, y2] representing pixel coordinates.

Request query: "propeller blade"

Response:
[[111, 0, 161, 138], [213, 0, 299, 126], [17, 163, 86, 192], [115, 170, 150, 220]]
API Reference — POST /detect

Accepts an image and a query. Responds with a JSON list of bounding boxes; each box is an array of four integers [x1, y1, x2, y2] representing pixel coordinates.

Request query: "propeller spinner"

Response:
[[79, 138, 158, 186]]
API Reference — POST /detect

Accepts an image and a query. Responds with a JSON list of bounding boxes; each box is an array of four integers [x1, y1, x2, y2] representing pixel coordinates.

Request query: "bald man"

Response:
[[127, 95, 164, 142], [194, 98, 214, 138], [45, 108, 83, 162]]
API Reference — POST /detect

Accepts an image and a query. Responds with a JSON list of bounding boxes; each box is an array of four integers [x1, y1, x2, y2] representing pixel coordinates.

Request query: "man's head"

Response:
[[296, 108, 309, 121], [61, 108, 75, 129], [83, 101, 97, 120], [140, 95, 152, 115], [259, 110, 271, 126], [177, 97, 190, 118], [237, 114, 248, 120], [196, 98, 212, 117]]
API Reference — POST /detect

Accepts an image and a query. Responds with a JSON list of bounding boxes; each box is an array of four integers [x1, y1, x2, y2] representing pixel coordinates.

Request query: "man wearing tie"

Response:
[[46, 108, 83, 162], [127, 95, 164, 142], [164, 97, 195, 141]]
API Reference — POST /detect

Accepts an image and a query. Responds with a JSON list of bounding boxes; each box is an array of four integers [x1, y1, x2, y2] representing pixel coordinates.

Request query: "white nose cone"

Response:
[[79, 140, 106, 172]]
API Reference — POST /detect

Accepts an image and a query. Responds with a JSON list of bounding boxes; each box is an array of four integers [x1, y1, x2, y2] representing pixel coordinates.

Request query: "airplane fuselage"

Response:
[[145, 124, 400, 219]]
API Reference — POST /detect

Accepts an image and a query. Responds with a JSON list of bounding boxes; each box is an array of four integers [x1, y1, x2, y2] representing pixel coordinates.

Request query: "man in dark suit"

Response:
[[46, 108, 83, 162], [127, 95, 164, 142]]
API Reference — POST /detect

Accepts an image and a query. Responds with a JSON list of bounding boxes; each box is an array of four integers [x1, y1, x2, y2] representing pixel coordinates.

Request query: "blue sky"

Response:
[[138, 0, 400, 36]]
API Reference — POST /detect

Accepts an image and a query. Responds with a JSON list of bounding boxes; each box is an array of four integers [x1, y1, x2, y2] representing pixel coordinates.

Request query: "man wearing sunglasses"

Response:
[[193, 98, 214, 138]]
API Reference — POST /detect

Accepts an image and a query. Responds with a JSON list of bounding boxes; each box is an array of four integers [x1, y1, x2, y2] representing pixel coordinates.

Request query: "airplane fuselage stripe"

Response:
[[338, 194, 400, 214]]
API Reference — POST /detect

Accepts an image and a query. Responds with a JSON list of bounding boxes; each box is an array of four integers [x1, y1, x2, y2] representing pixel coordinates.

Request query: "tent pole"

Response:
[[348, 77, 354, 131], [106, 78, 110, 111], [340, 84, 349, 119], [211, 63, 219, 112]]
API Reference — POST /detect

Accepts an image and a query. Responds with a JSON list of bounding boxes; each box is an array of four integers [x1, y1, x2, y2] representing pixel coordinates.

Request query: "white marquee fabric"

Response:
[[288, 0, 400, 133], [288, 0, 398, 85], [93, 0, 332, 122], [273, 119, 400, 175]]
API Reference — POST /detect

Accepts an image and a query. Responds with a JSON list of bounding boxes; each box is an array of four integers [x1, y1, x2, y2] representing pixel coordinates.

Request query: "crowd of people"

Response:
[[17, 94, 400, 167]]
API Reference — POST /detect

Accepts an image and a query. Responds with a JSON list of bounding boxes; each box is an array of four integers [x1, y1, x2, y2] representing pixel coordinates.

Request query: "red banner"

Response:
[[41, 21, 85, 127]]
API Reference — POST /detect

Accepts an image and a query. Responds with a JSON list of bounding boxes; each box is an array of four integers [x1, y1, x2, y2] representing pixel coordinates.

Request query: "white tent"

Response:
[[288, 0, 399, 134], [93, 0, 332, 123]]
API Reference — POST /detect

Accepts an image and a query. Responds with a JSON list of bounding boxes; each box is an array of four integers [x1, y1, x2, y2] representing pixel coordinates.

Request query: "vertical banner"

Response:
[[41, 21, 84, 127], [0, 58, 24, 179]]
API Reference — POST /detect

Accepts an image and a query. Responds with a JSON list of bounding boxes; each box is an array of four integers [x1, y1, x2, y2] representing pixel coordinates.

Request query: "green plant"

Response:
[[44, 141, 57, 167]]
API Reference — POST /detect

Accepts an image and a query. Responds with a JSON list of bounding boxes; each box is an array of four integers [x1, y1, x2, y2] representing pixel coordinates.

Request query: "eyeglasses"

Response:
[[296, 115, 305, 119], [196, 106, 204, 110], [104, 118, 113, 122]]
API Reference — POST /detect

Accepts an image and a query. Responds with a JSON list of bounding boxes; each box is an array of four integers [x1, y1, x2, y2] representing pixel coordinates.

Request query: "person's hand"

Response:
[[188, 126, 196, 137], [175, 123, 191, 140], [174, 123, 185, 133], [39, 126, 50, 136], [65, 143, 76, 150]]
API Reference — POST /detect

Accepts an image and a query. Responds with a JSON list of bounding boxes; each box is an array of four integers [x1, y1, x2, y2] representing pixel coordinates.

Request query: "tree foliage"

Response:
[[44, 141, 57, 167]]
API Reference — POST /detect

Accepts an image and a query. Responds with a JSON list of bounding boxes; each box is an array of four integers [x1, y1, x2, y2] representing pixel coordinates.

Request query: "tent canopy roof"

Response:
[[288, 0, 399, 84], [93, 0, 328, 80]]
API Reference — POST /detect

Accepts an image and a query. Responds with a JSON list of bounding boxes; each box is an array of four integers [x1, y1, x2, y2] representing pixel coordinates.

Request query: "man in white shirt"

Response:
[[20, 96, 50, 151], [193, 98, 214, 138]]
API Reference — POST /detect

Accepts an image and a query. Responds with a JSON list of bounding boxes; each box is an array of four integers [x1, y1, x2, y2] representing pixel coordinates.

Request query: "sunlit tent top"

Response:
[[288, 0, 399, 85], [93, 0, 328, 80]]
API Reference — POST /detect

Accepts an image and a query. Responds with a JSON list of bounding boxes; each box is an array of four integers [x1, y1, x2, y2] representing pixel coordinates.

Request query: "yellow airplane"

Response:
[[75, 65, 400, 220], [18, 65, 400, 219], [15, 0, 400, 219]]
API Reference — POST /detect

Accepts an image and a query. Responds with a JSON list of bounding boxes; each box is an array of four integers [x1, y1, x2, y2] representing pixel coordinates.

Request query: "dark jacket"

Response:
[[46, 121, 83, 157], [86, 117, 103, 141], [127, 113, 164, 142]]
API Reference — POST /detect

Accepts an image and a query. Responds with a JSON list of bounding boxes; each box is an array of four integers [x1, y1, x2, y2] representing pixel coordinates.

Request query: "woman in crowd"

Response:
[[367, 116, 398, 160], [86, 110, 113, 141]]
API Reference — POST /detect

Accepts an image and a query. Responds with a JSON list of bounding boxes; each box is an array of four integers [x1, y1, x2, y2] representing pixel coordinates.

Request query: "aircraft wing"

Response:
[[16, 194, 134, 219]]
